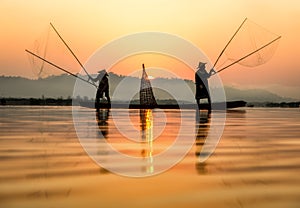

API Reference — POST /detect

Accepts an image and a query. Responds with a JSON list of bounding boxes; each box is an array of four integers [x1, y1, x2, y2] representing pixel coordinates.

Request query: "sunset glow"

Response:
[[1, 2, 300, 207], [1, 0, 300, 98]]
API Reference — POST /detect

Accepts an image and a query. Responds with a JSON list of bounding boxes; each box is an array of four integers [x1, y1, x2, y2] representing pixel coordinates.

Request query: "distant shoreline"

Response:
[[0, 97, 73, 106], [0, 97, 299, 108], [1, 74, 298, 104]]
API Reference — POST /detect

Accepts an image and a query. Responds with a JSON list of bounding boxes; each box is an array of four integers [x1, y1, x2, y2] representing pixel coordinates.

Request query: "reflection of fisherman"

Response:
[[96, 109, 109, 138], [89, 69, 111, 107], [195, 62, 215, 113], [195, 110, 210, 174]]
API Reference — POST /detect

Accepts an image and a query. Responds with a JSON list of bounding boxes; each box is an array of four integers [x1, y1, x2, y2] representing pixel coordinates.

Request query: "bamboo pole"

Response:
[[215, 36, 281, 74], [25, 49, 97, 88], [213, 18, 247, 69], [49, 23, 96, 86]]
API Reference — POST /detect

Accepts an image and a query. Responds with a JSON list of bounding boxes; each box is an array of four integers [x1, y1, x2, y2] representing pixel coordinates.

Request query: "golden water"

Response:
[[0, 106, 300, 207]]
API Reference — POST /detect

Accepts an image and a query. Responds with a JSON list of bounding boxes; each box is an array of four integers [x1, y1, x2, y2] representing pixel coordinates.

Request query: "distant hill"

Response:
[[0, 74, 295, 103], [0, 75, 75, 98], [224, 86, 295, 103]]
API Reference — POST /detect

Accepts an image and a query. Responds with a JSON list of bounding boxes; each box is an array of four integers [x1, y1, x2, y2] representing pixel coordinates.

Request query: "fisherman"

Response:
[[89, 69, 111, 108], [195, 62, 215, 113]]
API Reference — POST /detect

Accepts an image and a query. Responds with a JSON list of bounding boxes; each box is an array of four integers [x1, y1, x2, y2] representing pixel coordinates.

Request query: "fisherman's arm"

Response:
[[209, 68, 216, 77], [88, 75, 98, 82]]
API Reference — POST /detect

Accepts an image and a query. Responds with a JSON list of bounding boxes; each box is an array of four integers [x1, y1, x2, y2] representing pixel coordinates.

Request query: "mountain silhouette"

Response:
[[0, 73, 294, 102]]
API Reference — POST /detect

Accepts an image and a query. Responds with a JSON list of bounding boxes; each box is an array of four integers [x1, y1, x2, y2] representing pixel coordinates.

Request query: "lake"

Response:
[[0, 106, 300, 207]]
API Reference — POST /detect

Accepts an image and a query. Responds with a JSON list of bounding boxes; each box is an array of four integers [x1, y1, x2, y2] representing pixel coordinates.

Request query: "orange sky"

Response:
[[1, 0, 300, 98]]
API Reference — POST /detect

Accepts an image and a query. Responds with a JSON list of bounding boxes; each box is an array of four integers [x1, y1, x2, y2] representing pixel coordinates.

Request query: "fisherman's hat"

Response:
[[197, 62, 206, 69], [98, 69, 106, 73], [98, 69, 108, 76]]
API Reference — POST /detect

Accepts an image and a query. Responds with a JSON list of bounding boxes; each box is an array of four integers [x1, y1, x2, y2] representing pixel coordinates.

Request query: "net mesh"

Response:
[[221, 19, 280, 68], [27, 25, 80, 79], [140, 66, 157, 107]]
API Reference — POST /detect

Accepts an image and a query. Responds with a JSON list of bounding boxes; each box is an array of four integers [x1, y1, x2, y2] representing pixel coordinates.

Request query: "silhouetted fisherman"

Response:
[[89, 69, 111, 108], [195, 62, 215, 113]]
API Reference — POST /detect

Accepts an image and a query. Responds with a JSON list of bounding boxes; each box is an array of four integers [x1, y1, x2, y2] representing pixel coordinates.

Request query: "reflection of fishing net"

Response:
[[27, 25, 79, 78], [216, 18, 281, 71]]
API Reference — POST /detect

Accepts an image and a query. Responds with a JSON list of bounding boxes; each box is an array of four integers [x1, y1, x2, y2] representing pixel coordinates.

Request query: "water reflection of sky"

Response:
[[1, 106, 300, 207], [76, 108, 196, 177]]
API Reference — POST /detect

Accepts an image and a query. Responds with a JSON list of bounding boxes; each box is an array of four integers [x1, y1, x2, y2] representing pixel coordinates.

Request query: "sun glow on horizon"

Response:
[[1, 1, 300, 98], [148, 75, 155, 80], [108, 53, 196, 80]]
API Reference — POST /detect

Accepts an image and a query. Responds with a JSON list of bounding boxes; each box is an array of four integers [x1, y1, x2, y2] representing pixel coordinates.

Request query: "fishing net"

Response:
[[216, 18, 281, 70], [27, 24, 79, 79], [140, 65, 158, 106]]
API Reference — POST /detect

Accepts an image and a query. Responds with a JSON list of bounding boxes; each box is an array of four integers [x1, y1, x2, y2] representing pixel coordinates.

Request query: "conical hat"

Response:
[[98, 69, 106, 73], [197, 62, 206, 69]]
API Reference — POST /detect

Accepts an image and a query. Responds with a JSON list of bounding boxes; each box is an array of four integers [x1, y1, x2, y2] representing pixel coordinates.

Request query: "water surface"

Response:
[[0, 106, 299, 207]]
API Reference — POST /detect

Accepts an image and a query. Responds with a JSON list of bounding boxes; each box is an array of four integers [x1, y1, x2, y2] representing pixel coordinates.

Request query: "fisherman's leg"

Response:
[[207, 96, 212, 114], [95, 90, 101, 110], [105, 89, 111, 104]]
